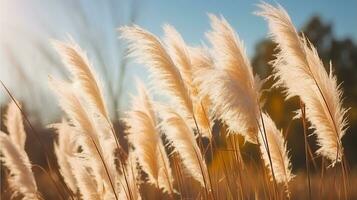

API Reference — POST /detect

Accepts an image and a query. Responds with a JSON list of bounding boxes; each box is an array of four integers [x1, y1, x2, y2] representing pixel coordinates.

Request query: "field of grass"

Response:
[[0, 2, 355, 200]]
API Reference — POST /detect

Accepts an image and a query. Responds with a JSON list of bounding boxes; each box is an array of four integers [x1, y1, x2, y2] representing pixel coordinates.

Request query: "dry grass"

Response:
[[0, 2, 354, 200]]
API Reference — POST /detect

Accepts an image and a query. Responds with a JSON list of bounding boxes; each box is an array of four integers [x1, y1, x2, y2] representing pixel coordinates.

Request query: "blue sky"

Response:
[[0, 0, 356, 122], [136, 0, 357, 56], [124, 0, 357, 109]]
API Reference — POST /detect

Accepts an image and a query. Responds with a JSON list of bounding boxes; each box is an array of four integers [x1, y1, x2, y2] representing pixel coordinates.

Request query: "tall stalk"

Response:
[[257, 107, 278, 199], [300, 101, 311, 200]]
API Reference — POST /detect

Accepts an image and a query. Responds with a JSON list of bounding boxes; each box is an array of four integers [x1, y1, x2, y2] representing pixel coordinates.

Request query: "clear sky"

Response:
[[0, 0, 356, 122], [136, 0, 357, 56]]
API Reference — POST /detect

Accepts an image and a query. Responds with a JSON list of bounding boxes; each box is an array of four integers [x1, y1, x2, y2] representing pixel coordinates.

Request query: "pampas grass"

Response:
[[48, 78, 118, 199], [50, 121, 79, 193], [68, 157, 100, 200], [53, 39, 125, 164], [163, 25, 212, 138], [52, 40, 110, 120], [4, 101, 27, 150], [159, 106, 211, 193], [119, 26, 193, 120], [196, 14, 264, 144], [163, 25, 195, 94], [259, 113, 294, 195], [256, 2, 349, 165], [0, 132, 39, 200], [126, 80, 174, 194], [118, 153, 141, 200], [0, 101, 38, 199], [1, 3, 353, 199]]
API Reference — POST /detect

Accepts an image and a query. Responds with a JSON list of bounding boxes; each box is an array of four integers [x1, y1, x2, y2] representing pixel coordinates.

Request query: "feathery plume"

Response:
[[52, 39, 121, 196], [4, 100, 26, 150], [52, 40, 124, 165], [52, 40, 123, 166], [126, 80, 174, 193], [258, 113, 294, 194], [163, 24, 195, 93], [189, 47, 213, 74], [52, 40, 109, 119], [256, 3, 349, 164], [48, 78, 117, 198], [68, 157, 100, 200], [190, 47, 214, 135], [189, 47, 213, 104], [50, 121, 79, 193], [119, 25, 193, 120], [0, 131, 38, 200], [197, 14, 263, 143], [163, 25, 212, 138], [160, 106, 210, 190]]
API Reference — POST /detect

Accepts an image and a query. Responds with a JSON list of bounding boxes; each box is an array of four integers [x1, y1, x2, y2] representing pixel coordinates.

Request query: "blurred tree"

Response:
[[252, 16, 357, 168]]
